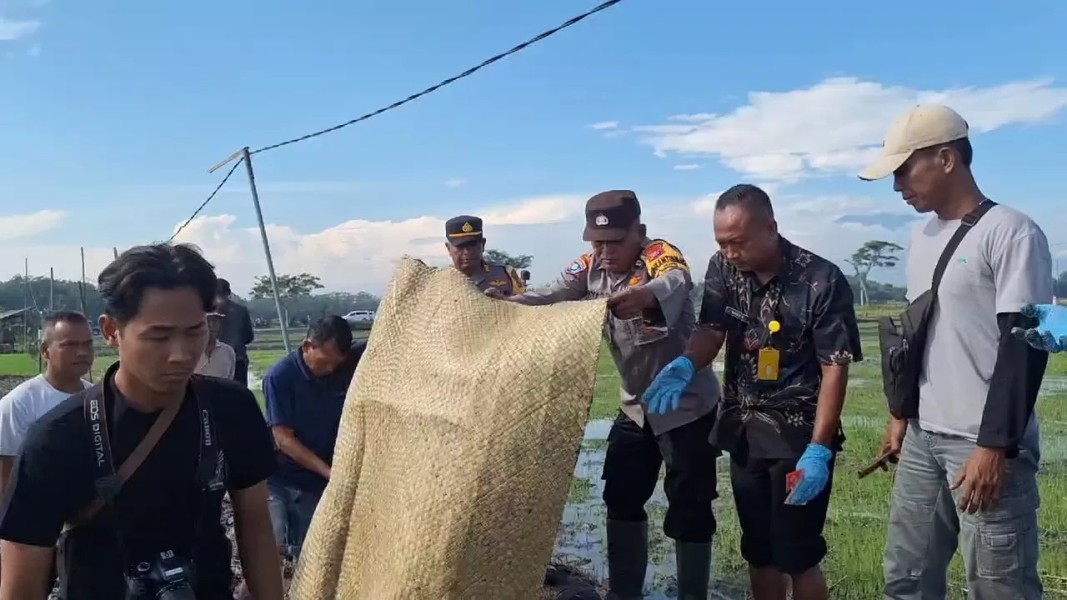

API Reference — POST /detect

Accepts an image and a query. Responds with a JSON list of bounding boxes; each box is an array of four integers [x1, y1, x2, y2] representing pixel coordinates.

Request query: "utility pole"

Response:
[[49, 268, 54, 312], [209, 147, 292, 353]]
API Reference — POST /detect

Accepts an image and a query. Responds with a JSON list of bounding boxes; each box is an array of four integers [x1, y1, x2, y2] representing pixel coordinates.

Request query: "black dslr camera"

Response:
[[125, 550, 197, 600]]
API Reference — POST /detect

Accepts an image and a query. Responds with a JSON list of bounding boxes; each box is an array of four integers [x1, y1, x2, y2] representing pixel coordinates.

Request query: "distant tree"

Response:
[[846, 241, 904, 305], [484, 249, 533, 270], [0, 275, 105, 317], [249, 273, 324, 300]]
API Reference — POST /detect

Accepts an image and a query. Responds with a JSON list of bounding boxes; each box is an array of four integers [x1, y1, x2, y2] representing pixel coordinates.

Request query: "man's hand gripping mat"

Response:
[[289, 258, 607, 599]]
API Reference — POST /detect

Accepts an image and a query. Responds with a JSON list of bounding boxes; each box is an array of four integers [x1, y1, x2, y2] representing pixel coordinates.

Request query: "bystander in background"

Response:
[[215, 278, 255, 386], [0, 311, 94, 495], [196, 311, 236, 380]]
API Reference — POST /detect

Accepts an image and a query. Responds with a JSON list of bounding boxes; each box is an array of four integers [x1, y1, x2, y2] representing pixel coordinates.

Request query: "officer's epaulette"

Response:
[[641, 240, 689, 277]]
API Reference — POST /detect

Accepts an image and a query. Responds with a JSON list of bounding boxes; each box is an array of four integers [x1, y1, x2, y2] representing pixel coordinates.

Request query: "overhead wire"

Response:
[[249, 0, 625, 155], [168, 156, 244, 243], [166, 0, 626, 242]]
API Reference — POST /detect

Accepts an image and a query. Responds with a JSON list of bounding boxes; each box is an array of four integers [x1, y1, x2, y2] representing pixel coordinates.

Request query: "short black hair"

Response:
[[42, 310, 88, 329], [216, 278, 232, 297], [715, 184, 775, 219], [948, 138, 973, 167], [98, 243, 217, 324], [920, 137, 973, 168], [307, 315, 353, 353], [41, 311, 89, 345]]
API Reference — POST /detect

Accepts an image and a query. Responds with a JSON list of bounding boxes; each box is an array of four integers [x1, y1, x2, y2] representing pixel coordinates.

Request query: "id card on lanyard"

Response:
[[731, 283, 782, 382]]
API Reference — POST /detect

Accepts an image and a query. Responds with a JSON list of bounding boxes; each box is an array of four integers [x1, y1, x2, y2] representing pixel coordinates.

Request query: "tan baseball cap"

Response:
[[857, 104, 969, 181]]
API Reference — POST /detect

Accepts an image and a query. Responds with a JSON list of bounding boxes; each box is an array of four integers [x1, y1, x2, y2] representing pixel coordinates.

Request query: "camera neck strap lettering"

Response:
[[65, 370, 221, 530]]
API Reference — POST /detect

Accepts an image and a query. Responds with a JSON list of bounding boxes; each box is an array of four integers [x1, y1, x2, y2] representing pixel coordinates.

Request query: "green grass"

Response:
[[0, 353, 37, 376], [582, 321, 1067, 599], [5, 316, 1066, 597]]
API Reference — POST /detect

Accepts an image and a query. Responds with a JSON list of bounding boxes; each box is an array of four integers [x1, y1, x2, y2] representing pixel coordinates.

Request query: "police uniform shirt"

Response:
[[468, 262, 526, 296], [444, 215, 526, 297], [509, 238, 720, 435]]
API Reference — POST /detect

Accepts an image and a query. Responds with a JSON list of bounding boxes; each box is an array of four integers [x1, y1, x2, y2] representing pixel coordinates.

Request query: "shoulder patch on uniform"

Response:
[[564, 254, 592, 279], [642, 239, 689, 278]]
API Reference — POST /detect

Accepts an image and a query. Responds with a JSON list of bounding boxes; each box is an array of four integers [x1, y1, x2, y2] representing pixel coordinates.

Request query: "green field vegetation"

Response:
[[577, 319, 1067, 598], [3, 308, 1065, 597]]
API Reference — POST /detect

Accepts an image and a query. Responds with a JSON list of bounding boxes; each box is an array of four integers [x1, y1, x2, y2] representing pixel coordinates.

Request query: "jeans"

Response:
[[267, 481, 323, 559], [883, 421, 1042, 599]]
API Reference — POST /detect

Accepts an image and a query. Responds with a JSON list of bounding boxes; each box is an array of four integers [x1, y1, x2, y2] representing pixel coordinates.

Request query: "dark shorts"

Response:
[[729, 450, 835, 574], [601, 410, 719, 543]]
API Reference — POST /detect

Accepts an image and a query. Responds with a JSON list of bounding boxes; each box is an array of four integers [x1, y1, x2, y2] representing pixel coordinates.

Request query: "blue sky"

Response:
[[1, 0, 1066, 294]]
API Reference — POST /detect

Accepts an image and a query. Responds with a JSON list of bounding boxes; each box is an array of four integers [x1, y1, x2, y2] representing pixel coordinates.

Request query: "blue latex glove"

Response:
[[785, 443, 833, 506], [643, 357, 696, 415], [1011, 303, 1067, 353]]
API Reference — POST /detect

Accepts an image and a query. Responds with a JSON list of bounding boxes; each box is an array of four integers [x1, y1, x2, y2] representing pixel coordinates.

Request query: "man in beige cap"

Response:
[[859, 104, 1051, 599]]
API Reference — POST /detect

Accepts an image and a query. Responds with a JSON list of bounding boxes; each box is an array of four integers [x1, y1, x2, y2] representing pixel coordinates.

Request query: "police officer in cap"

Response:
[[445, 215, 526, 296], [489, 191, 721, 600]]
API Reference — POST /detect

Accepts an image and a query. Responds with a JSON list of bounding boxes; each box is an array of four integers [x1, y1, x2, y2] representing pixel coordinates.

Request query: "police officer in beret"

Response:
[[488, 191, 721, 600], [445, 215, 526, 296]]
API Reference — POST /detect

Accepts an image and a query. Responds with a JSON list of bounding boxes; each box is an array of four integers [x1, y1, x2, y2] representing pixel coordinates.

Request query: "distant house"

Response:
[[0, 308, 30, 354]]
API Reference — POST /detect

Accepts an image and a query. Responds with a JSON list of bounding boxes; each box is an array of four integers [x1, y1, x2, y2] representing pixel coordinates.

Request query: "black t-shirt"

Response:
[[0, 370, 276, 599]]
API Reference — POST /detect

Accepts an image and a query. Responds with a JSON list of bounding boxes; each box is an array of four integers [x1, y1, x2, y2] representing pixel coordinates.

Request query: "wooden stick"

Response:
[[857, 450, 896, 479]]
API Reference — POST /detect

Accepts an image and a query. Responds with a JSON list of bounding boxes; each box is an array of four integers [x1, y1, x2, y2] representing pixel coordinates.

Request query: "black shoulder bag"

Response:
[[879, 200, 997, 419]]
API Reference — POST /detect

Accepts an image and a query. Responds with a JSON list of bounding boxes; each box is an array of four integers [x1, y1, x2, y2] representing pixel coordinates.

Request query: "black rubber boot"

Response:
[[604, 519, 648, 600], [675, 541, 712, 600]]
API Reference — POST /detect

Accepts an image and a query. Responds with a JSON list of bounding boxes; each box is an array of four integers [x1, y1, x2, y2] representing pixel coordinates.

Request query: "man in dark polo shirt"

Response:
[[645, 184, 862, 600], [263, 315, 364, 559], [445, 215, 527, 296]]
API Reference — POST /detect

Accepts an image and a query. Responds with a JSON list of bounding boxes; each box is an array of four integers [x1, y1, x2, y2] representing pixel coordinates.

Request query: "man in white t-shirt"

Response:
[[196, 311, 237, 380], [0, 311, 95, 493], [859, 105, 1050, 599]]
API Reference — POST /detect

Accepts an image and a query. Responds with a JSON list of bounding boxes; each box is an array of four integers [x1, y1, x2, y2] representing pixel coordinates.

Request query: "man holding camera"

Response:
[[0, 244, 283, 599]]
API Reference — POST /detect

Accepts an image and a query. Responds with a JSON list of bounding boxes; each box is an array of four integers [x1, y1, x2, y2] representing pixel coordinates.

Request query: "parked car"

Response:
[[343, 310, 376, 326]]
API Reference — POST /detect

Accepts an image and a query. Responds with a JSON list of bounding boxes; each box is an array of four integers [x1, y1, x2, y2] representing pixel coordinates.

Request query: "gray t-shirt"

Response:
[[905, 203, 1052, 449]]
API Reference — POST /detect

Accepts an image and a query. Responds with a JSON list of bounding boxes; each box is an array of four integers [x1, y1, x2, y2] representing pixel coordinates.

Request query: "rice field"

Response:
[[3, 308, 1066, 598]]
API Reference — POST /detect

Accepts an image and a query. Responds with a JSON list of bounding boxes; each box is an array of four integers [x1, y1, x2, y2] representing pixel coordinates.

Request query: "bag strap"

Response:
[[65, 397, 183, 529], [930, 199, 998, 295]]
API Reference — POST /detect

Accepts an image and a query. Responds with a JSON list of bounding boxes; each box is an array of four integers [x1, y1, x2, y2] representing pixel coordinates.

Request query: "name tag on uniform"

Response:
[[725, 306, 751, 324], [635, 324, 668, 346], [757, 347, 780, 381], [616, 318, 668, 347]]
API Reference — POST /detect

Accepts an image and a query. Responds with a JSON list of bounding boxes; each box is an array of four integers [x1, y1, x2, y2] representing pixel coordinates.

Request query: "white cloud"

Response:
[[156, 195, 586, 295], [478, 194, 582, 226], [634, 77, 1067, 181], [588, 121, 619, 131], [0, 16, 38, 40], [7, 191, 1051, 297], [0, 210, 66, 241], [444, 178, 467, 189], [673, 164, 702, 171]]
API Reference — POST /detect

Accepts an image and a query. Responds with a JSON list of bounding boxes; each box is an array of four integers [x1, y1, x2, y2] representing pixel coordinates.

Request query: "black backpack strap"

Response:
[[930, 200, 998, 294]]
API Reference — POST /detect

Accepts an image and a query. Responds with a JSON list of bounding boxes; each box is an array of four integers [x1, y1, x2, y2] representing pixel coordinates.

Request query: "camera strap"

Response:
[[64, 368, 222, 531]]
